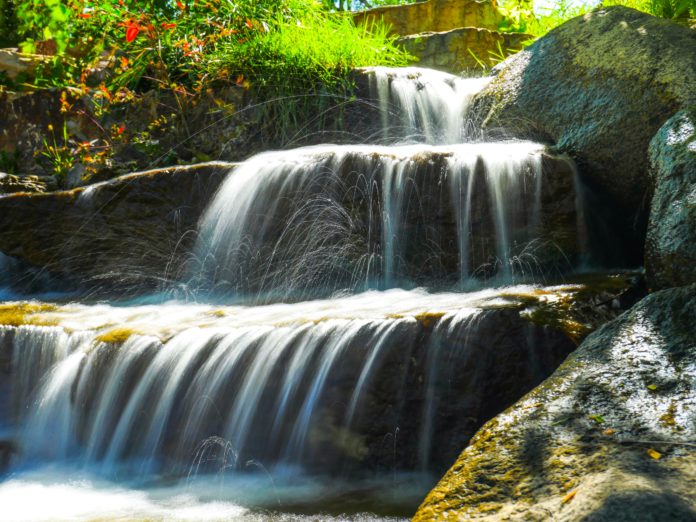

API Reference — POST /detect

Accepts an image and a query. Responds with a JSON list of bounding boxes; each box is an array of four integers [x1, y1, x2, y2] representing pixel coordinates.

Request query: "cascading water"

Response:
[[363, 67, 491, 144], [0, 288, 576, 514], [0, 66, 588, 521], [192, 142, 572, 301]]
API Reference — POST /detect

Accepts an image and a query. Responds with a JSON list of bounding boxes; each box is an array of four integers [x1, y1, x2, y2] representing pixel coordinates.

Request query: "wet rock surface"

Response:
[[0, 173, 55, 194], [415, 284, 696, 521], [645, 107, 696, 290], [471, 7, 696, 245], [0, 162, 233, 295]]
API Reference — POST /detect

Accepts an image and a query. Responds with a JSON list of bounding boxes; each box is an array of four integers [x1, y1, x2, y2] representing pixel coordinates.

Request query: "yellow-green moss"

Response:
[[660, 402, 678, 428], [414, 311, 446, 328], [0, 303, 58, 327], [96, 327, 141, 344]]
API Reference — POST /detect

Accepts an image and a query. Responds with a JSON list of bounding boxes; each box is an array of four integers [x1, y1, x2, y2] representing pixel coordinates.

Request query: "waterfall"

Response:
[[192, 142, 565, 302], [362, 67, 491, 144], [0, 66, 586, 520], [2, 288, 572, 481]]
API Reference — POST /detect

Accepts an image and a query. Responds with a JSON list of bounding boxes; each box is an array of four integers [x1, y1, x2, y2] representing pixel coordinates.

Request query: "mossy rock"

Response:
[[415, 285, 696, 521]]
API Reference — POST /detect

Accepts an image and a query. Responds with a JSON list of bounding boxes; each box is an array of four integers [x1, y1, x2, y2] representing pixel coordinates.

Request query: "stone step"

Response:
[[398, 27, 532, 73], [353, 0, 503, 35]]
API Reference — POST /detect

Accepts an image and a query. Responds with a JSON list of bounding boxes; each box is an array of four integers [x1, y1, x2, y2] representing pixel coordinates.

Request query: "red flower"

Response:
[[245, 18, 253, 29], [77, 13, 91, 19], [161, 22, 176, 30], [117, 125, 126, 135], [125, 22, 139, 43], [176, 0, 185, 9]]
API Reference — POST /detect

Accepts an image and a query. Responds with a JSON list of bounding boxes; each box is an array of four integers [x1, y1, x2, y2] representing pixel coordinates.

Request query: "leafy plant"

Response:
[[40, 122, 74, 180], [2, 0, 412, 176]]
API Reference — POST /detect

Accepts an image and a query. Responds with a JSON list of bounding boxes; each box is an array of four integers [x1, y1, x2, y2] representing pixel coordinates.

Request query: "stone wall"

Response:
[[398, 28, 531, 73], [353, 0, 503, 36]]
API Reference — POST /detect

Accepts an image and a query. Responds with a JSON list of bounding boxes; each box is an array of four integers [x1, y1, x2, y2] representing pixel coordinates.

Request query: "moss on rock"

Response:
[[414, 285, 696, 521]]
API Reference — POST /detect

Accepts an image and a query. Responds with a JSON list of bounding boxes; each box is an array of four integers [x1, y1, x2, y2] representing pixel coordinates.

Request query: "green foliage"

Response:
[[5, 0, 409, 94], [323, 0, 419, 10], [0, 0, 19, 48], [499, 0, 594, 36], [2, 0, 411, 175], [206, 13, 407, 93], [40, 122, 73, 180], [499, 0, 696, 38], [16, 0, 70, 53], [603, 0, 696, 19]]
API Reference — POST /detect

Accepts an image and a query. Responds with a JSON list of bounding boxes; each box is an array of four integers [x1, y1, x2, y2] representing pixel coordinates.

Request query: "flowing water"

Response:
[[0, 67, 589, 520], [191, 141, 566, 302], [362, 67, 490, 144], [0, 286, 579, 520]]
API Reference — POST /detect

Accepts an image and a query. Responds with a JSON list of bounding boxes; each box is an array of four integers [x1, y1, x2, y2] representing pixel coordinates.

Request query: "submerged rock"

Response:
[[471, 6, 696, 253], [192, 144, 580, 301], [645, 107, 696, 290], [0, 162, 232, 295], [415, 285, 696, 521]]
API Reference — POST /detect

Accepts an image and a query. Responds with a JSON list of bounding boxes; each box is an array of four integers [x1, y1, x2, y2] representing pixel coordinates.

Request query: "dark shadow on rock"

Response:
[[581, 491, 696, 522]]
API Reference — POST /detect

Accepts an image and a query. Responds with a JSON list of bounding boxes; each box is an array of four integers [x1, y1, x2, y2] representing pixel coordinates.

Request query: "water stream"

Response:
[[191, 141, 557, 302], [0, 67, 588, 520]]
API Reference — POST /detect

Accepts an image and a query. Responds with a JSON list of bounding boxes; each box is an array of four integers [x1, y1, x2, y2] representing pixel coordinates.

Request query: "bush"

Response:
[[6, 0, 409, 94]]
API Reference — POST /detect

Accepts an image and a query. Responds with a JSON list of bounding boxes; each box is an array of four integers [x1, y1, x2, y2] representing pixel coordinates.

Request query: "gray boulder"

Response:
[[471, 7, 696, 230], [645, 107, 696, 290], [414, 284, 696, 521]]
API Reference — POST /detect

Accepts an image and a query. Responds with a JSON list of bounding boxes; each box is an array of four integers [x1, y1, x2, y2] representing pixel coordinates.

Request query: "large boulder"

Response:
[[353, 0, 503, 35], [0, 162, 233, 295], [645, 107, 696, 290], [415, 285, 696, 521], [471, 7, 696, 246], [397, 28, 531, 74]]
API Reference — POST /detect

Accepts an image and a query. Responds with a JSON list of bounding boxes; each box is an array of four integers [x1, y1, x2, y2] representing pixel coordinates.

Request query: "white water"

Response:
[[193, 142, 556, 301], [363, 67, 491, 144], [0, 469, 409, 521], [0, 285, 577, 518]]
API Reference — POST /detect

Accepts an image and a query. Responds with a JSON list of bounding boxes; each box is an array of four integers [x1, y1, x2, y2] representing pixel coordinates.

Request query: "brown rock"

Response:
[[398, 27, 532, 74], [353, 0, 503, 35], [0, 162, 233, 295]]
